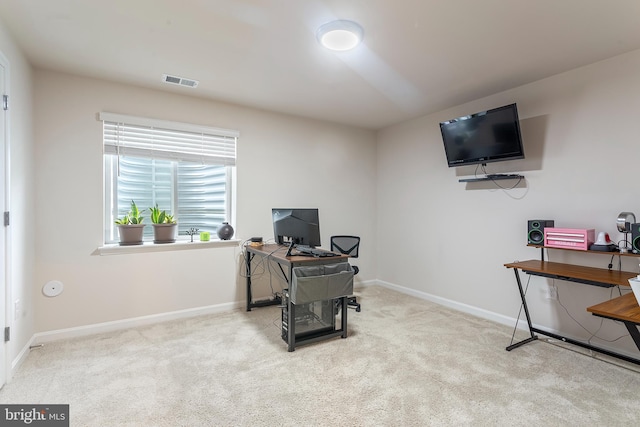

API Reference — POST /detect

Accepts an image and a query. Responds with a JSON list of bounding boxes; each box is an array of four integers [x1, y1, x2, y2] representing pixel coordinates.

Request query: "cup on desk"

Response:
[[200, 231, 211, 242]]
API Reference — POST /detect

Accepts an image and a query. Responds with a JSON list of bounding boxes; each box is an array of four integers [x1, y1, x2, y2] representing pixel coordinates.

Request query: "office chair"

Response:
[[330, 235, 361, 312]]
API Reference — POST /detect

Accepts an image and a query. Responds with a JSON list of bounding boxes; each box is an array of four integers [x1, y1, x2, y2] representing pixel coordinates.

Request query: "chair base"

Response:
[[335, 296, 361, 313], [347, 296, 361, 312]]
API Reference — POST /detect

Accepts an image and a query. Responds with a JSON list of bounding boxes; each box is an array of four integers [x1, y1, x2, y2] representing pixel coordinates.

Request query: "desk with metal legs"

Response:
[[504, 260, 640, 365], [244, 244, 350, 351], [587, 293, 640, 351]]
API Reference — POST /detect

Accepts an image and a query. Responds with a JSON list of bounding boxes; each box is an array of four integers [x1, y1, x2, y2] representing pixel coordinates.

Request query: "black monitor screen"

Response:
[[272, 208, 321, 248]]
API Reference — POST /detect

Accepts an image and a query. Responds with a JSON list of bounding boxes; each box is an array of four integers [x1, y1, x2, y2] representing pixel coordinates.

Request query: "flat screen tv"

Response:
[[439, 103, 525, 167]]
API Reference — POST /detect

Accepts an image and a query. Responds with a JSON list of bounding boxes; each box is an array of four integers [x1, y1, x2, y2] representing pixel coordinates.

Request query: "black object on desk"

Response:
[[295, 245, 338, 257]]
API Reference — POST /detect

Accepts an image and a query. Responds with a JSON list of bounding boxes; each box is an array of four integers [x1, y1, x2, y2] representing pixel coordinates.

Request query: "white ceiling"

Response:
[[1, 0, 640, 130]]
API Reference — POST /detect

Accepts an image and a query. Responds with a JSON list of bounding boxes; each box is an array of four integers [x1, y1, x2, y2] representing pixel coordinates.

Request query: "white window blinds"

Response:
[[100, 112, 238, 166]]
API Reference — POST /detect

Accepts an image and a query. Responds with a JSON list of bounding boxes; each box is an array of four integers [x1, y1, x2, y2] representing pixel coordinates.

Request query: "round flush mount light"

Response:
[[316, 20, 364, 51]]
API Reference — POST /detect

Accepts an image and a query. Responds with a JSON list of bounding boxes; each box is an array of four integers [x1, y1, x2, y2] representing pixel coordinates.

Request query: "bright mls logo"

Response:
[[1, 405, 69, 426]]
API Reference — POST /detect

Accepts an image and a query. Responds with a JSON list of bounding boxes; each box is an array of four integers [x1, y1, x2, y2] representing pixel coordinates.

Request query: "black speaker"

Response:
[[631, 223, 640, 253], [528, 220, 554, 245]]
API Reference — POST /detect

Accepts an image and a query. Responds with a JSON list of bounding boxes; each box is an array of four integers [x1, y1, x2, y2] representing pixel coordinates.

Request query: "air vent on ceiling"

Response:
[[162, 74, 199, 88]]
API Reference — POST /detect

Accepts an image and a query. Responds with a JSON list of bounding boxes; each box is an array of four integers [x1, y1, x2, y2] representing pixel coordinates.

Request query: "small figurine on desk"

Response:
[[186, 227, 199, 243], [589, 232, 617, 252]]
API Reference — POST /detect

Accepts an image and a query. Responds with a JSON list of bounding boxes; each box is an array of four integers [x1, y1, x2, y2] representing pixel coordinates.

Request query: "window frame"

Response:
[[100, 112, 238, 247]]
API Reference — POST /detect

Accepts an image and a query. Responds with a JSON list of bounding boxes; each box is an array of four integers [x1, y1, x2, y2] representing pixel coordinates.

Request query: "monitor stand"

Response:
[[285, 240, 296, 257]]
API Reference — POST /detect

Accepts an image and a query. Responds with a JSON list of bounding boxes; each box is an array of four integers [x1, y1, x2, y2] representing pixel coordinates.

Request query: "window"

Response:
[[101, 112, 238, 244]]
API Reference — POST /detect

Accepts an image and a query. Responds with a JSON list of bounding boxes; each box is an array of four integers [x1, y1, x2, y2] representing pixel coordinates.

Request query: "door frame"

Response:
[[0, 50, 10, 388]]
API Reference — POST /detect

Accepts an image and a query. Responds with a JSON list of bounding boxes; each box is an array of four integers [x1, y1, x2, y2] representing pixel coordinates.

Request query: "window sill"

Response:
[[95, 239, 241, 256]]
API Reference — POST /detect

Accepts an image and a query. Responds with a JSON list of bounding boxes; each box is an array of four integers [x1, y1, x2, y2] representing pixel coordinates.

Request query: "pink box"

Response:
[[544, 228, 595, 251]]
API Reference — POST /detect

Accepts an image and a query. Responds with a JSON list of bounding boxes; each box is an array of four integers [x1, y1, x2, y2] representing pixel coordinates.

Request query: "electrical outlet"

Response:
[[548, 283, 558, 300]]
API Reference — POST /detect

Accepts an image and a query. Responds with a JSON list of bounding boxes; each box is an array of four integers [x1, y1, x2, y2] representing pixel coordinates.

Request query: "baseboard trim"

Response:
[[26, 279, 638, 365], [373, 279, 640, 362], [8, 335, 35, 383], [33, 301, 242, 345], [354, 278, 376, 290], [27, 279, 377, 345], [374, 279, 520, 328], [28, 281, 373, 346]]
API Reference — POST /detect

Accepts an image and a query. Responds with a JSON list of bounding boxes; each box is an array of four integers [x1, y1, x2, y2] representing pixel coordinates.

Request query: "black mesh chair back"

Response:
[[330, 235, 360, 259], [330, 235, 361, 312]]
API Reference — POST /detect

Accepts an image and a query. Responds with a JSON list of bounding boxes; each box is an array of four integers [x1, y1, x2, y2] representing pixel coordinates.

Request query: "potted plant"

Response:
[[149, 204, 177, 243], [115, 200, 145, 245]]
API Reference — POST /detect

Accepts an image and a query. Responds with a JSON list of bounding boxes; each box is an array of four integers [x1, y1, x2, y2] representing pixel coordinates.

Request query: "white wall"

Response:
[[11, 14, 640, 363], [0, 22, 36, 373], [377, 49, 640, 356], [32, 70, 376, 334]]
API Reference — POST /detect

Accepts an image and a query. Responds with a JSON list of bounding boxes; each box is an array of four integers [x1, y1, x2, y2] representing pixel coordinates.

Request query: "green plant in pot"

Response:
[[115, 200, 146, 245], [149, 204, 177, 243]]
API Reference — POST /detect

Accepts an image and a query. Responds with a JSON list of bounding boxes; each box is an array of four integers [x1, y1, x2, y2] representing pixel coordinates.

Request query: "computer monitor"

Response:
[[272, 208, 321, 255]]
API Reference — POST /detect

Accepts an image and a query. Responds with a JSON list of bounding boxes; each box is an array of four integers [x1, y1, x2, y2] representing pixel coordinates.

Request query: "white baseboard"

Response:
[[8, 335, 35, 383], [373, 279, 640, 362], [354, 278, 376, 290], [374, 279, 520, 328], [24, 279, 640, 366], [26, 279, 373, 346], [33, 300, 242, 345], [28, 282, 373, 346]]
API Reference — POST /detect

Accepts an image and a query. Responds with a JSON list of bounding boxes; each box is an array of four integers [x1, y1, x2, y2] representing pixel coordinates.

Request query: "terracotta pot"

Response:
[[152, 223, 177, 243], [117, 224, 145, 246]]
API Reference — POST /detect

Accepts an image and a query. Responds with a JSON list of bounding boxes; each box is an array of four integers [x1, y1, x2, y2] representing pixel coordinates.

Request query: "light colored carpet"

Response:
[[1, 285, 639, 426]]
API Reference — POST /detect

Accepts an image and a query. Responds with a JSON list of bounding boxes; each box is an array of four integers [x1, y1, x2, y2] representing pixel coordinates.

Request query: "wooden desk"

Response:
[[504, 259, 640, 364], [245, 244, 349, 310], [587, 293, 640, 351], [503, 260, 636, 288], [244, 244, 351, 351]]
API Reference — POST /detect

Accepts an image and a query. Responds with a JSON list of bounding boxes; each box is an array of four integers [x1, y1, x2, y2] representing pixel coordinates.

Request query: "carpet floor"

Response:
[[1, 285, 639, 426]]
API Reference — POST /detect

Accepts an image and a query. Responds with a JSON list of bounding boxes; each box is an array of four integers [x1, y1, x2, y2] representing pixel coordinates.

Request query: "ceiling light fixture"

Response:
[[316, 20, 364, 52]]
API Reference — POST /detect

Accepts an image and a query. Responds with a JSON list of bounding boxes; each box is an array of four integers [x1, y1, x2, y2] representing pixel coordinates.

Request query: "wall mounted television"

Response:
[[439, 103, 525, 167]]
